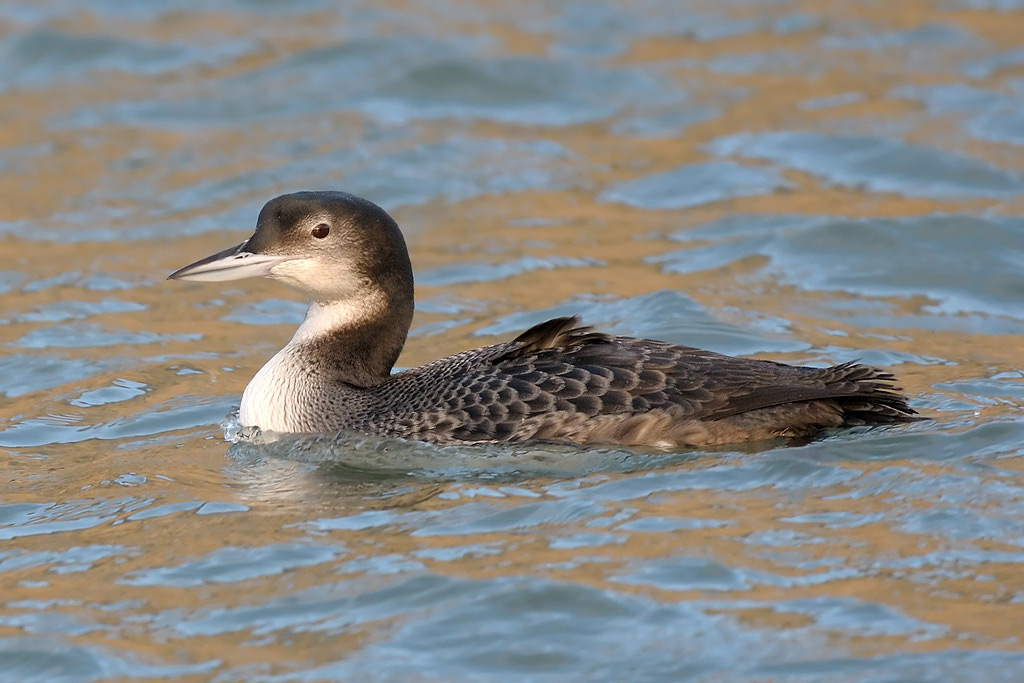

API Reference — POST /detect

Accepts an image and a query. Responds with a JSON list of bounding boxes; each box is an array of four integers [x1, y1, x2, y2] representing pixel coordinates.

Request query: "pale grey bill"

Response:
[[168, 242, 295, 282]]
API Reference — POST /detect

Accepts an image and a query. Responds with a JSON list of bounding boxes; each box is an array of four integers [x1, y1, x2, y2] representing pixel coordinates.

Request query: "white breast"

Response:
[[237, 300, 369, 433], [239, 346, 307, 433]]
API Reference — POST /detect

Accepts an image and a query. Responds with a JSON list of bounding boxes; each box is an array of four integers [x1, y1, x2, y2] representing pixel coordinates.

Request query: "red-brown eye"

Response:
[[311, 223, 330, 239]]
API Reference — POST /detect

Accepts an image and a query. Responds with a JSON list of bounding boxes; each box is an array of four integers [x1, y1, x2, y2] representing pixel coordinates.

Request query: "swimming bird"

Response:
[[169, 191, 919, 448]]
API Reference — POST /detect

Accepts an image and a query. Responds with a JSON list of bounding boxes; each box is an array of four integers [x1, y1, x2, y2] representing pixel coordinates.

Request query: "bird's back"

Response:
[[344, 317, 918, 447]]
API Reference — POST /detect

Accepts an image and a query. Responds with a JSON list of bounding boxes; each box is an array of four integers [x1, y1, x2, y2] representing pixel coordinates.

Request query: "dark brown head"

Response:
[[169, 191, 416, 362]]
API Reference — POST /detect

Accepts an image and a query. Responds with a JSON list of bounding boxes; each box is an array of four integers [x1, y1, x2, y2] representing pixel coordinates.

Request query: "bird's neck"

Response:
[[289, 296, 412, 385], [238, 295, 413, 433]]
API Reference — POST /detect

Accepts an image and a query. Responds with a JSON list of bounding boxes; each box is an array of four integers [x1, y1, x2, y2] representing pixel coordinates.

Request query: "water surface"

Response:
[[2, 1, 1024, 680]]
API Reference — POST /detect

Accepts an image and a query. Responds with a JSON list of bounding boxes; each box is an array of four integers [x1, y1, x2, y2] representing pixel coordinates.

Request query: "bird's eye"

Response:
[[311, 223, 330, 239]]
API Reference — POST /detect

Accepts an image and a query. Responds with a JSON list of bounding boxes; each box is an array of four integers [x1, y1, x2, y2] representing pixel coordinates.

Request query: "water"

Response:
[[2, 0, 1024, 680]]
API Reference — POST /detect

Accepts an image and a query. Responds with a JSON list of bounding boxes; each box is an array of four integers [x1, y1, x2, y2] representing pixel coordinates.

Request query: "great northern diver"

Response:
[[169, 191, 919, 447]]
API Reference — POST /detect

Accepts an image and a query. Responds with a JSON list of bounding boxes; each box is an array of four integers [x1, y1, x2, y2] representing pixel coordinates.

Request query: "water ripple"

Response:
[[708, 132, 1023, 198]]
